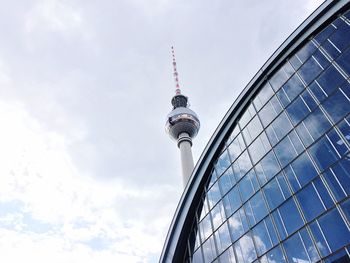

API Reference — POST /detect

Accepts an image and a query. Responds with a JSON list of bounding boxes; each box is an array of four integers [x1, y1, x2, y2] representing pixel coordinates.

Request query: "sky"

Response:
[[0, 0, 324, 262]]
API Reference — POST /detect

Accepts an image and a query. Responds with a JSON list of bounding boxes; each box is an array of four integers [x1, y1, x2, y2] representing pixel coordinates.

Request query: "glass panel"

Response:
[[315, 23, 336, 44], [265, 245, 286, 263], [324, 248, 350, 263], [286, 96, 310, 125], [253, 220, 272, 256], [254, 83, 274, 110], [192, 248, 203, 263], [299, 228, 320, 262], [228, 208, 247, 242], [336, 47, 350, 75], [228, 134, 245, 162], [217, 246, 236, 263], [309, 81, 327, 103], [309, 136, 340, 172], [283, 232, 311, 263], [249, 132, 271, 164], [316, 208, 350, 252], [259, 101, 278, 127], [202, 235, 216, 263], [207, 181, 222, 209], [329, 21, 350, 52], [309, 220, 331, 257], [272, 209, 287, 240], [283, 74, 305, 102], [302, 108, 332, 144], [316, 65, 346, 96], [250, 191, 268, 223], [260, 151, 280, 181], [289, 152, 318, 187], [274, 136, 297, 167], [284, 165, 301, 193], [199, 213, 213, 242], [211, 201, 225, 230], [219, 167, 235, 196], [297, 41, 317, 62], [296, 183, 325, 222], [215, 222, 231, 254], [215, 149, 231, 176], [313, 177, 334, 209], [323, 169, 346, 202], [223, 186, 241, 216], [340, 198, 350, 223], [234, 150, 252, 181], [263, 178, 285, 210], [234, 232, 257, 263], [278, 198, 304, 235], [243, 115, 264, 145], [331, 158, 350, 196], [298, 56, 323, 85], [322, 88, 350, 124], [239, 170, 257, 203]]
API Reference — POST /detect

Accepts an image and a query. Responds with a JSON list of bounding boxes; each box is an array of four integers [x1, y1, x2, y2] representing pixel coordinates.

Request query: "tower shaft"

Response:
[[177, 133, 194, 187]]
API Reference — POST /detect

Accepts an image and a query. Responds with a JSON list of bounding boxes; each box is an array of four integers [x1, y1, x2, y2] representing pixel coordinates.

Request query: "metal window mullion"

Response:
[[315, 219, 332, 254]]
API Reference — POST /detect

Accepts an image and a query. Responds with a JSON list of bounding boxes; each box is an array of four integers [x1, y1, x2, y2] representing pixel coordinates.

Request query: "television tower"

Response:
[[165, 47, 200, 187]]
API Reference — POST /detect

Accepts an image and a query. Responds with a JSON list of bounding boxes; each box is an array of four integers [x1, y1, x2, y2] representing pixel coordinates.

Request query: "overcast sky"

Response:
[[0, 0, 323, 262]]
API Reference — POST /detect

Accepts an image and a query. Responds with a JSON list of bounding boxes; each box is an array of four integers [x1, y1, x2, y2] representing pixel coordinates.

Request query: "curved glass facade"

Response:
[[187, 7, 350, 263]]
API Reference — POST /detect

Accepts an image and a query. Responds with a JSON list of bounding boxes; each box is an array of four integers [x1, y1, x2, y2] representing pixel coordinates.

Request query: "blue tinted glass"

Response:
[[279, 198, 304, 235], [266, 245, 286, 263], [272, 210, 287, 240], [337, 117, 350, 145], [316, 65, 345, 96], [263, 178, 284, 210], [283, 232, 311, 263], [309, 136, 339, 172], [260, 151, 280, 181], [283, 74, 305, 102], [299, 228, 320, 262], [313, 49, 330, 69], [315, 23, 336, 44], [215, 222, 231, 254], [228, 134, 245, 162], [284, 165, 301, 193], [215, 149, 231, 175], [234, 150, 252, 181], [239, 172, 255, 203], [313, 177, 334, 209], [255, 163, 267, 185], [296, 121, 314, 147], [318, 208, 350, 252], [211, 201, 225, 230], [310, 220, 331, 257], [235, 233, 257, 263], [254, 83, 274, 110], [327, 128, 348, 157], [303, 108, 332, 143], [288, 130, 304, 154], [290, 152, 318, 187], [202, 235, 216, 263], [199, 213, 212, 241], [223, 186, 241, 216], [276, 172, 291, 199], [228, 208, 246, 242], [336, 48, 350, 75], [245, 201, 256, 226], [296, 183, 325, 222], [297, 41, 317, 62], [309, 81, 327, 102], [329, 21, 350, 52], [270, 66, 290, 91], [323, 169, 346, 202], [301, 89, 317, 111], [253, 220, 272, 256], [270, 96, 283, 117], [276, 88, 290, 107], [219, 167, 235, 195], [286, 96, 310, 125], [341, 199, 350, 224], [274, 136, 297, 167], [265, 216, 278, 246], [298, 56, 323, 85], [271, 112, 293, 141], [207, 181, 221, 209], [192, 248, 203, 263], [290, 54, 302, 69], [322, 88, 350, 123], [250, 191, 268, 223], [322, 39, 341, 60], [331, 159, 350, 196]]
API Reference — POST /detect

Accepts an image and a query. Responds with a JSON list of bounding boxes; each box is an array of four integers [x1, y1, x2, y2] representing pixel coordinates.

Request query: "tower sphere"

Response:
[[165, 106, 200, 141]]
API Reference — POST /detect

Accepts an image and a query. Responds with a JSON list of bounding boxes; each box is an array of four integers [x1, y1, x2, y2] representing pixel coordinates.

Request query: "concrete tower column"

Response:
[[177, 132, 194, 187]]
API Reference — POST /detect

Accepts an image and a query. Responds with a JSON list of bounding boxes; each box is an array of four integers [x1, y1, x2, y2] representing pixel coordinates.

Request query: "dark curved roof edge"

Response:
[[160, 1, 350, 262]]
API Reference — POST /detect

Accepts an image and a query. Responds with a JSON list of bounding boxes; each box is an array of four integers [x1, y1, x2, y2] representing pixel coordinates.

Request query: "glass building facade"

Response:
[[160, 1, 350, 263]]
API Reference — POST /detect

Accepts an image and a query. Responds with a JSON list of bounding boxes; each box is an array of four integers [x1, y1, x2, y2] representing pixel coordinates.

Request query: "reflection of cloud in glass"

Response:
[[235, 233, 256, 262]]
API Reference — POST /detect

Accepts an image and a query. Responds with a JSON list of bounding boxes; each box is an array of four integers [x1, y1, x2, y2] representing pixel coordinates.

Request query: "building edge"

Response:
[[159, 1, 350, 262]]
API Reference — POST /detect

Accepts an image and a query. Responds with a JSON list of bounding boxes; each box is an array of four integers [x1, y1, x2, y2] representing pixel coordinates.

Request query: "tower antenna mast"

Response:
[[171, 46, 181, 95]]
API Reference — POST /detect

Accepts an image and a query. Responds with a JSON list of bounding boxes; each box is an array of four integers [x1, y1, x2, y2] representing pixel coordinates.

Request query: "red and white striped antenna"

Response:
[[171, 46, 181, 95]]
